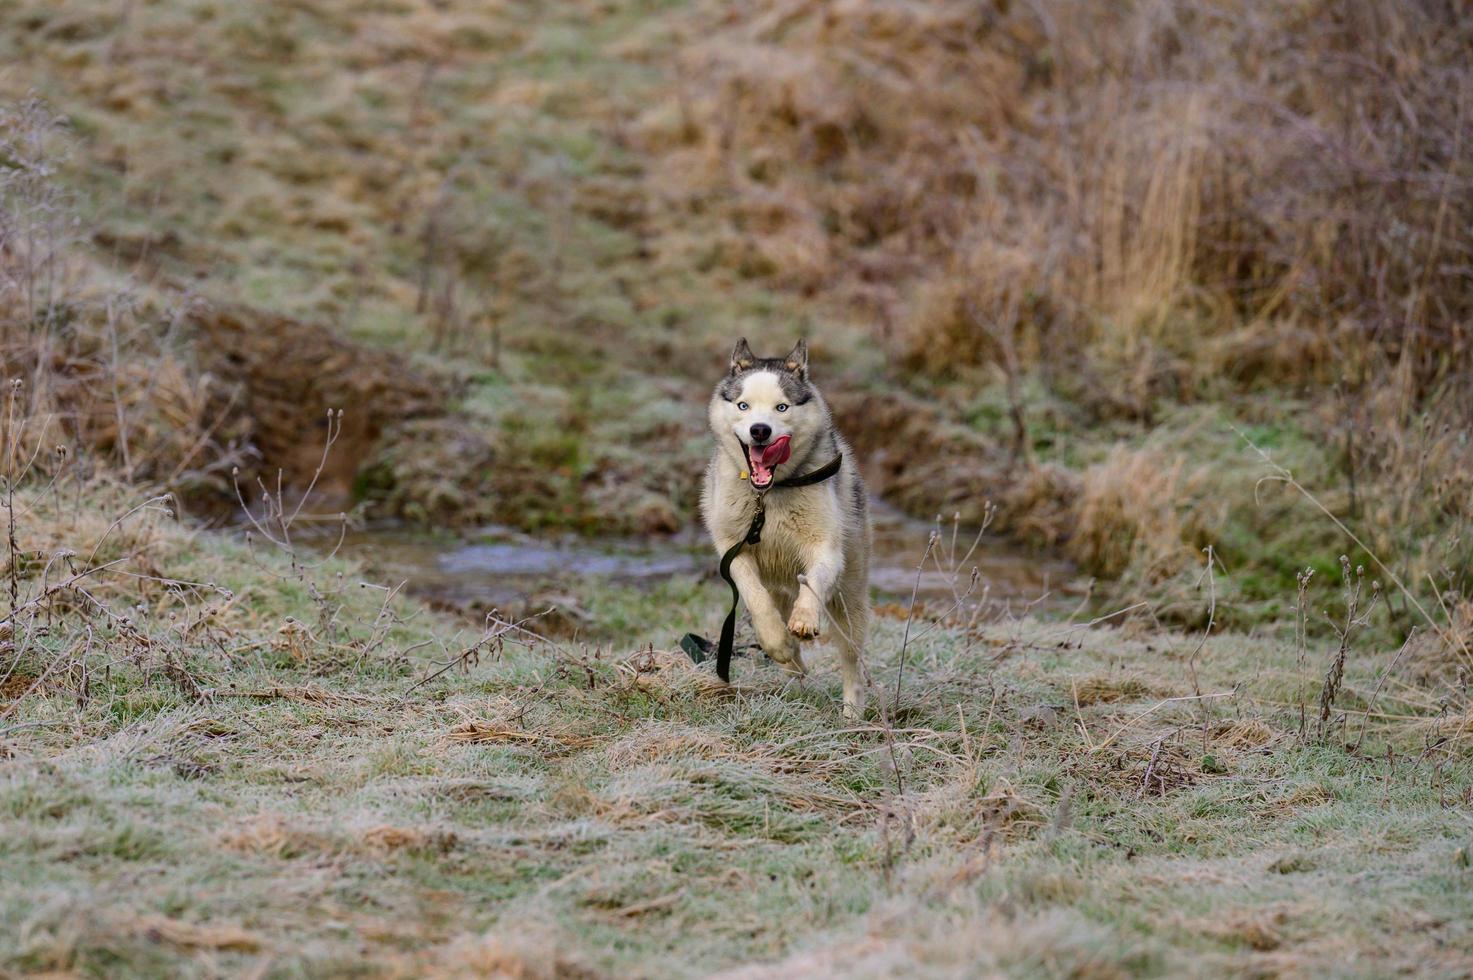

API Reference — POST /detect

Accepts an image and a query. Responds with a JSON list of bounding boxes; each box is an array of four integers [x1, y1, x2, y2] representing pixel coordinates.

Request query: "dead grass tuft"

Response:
[[1270, 785, 1334, 814], [217, 813, 318, 860], [128, 914, 264, 953], [1212, 719, 1281, 751], [911, 772, 1043, 848], [1069, 446, 1206, 583], [604, 720, 733, 770], [998, 463, 1084, 550], [1, 671, 34, 707], [416, 928, 602, 980], [446, 722, 603, 753], [358, 823, 458, 856], [617, 647, 730, 698], [1071, 675, 1156, 707], [1186, 904, 1294, 952]]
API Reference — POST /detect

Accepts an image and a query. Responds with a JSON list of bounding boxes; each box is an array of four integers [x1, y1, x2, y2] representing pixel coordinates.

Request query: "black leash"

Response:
[[682, 451, 843, 682]]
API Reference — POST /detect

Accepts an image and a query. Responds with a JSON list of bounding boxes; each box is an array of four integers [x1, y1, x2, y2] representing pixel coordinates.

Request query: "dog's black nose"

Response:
[[750, 423, 772, 444]]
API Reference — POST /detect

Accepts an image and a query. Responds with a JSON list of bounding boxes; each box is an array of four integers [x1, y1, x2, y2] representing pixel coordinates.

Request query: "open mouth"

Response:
[[744, 435, 791, 489]]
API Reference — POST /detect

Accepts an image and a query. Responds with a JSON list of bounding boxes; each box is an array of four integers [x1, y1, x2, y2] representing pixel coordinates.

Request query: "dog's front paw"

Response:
[[787, 601, 822, 639], [757, 622, 802, 668]]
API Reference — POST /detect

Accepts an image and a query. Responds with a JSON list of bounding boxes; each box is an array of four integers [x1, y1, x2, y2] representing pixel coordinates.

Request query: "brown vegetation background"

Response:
[[2, 0, 1471, 616]]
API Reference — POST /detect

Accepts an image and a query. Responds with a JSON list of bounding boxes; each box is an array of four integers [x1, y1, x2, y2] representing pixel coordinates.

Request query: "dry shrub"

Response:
[[0, 294, 257, 508], [827, 388, 1006, 526], [1406, 598, 1473, 683], [663, 0, 1473, 408], [0, 100, 259, 508], [1068, 446, 1206, 583], [1321, 381, 1473, 599]]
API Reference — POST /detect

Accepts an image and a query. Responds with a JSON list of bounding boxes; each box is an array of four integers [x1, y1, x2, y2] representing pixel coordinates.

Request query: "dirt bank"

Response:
[[190, 306, 445, 502]]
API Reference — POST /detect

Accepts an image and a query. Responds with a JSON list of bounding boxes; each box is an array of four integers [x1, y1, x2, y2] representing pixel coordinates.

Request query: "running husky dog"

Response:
[[701, 338, 872, 718]]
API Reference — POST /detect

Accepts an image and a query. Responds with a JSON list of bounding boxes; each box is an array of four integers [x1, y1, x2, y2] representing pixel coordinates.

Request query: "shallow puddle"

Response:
[[322, 498, 1079, 617]]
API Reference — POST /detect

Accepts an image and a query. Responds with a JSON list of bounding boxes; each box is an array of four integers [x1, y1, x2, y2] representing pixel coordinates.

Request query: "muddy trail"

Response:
[[319, 498, 1080, 632]]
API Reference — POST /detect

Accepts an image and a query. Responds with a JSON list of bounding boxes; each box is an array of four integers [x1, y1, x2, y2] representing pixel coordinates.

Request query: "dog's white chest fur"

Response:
[[729, 487, 837, 582]]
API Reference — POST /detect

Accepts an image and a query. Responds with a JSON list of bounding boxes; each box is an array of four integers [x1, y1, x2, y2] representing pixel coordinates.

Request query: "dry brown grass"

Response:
[[1211, 718, 1280, 751], [618, 646, 733, 698], [446, 721, 605, 752], [411, 929, 603, 980], [1071, 675, 1157, 707], [216, 813, 326, 860], [1068, 446, 1207, 583], [603, 720, 733, 769], [1185, 904, 1294, 952], [127, 915, 265, 954], [660, 0, 1473, 411]]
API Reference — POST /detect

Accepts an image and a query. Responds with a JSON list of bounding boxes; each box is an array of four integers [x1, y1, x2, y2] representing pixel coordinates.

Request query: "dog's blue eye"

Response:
[[775, 403, 788, 412], [737, 402, 749, 411]]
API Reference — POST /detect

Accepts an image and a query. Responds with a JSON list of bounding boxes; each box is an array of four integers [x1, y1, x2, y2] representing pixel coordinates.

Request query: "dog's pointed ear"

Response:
[[729, 337, 756, 374], [783, 338, 809, 379]]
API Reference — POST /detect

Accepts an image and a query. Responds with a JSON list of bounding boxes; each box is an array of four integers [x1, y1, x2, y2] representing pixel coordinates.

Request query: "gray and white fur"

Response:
[[700, 338, 872, 718]]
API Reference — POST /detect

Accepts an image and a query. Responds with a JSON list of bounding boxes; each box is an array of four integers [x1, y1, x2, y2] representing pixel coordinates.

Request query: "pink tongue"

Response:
[[758, 436, 791, 468], [751, 435, 791, 483]]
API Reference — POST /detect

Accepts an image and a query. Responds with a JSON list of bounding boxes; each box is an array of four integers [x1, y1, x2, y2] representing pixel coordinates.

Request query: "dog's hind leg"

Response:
[[828, 589, 869, 720]]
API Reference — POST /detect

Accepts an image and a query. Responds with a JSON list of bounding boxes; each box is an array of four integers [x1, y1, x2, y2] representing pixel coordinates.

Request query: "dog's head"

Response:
[[709, 338, 827, 490]]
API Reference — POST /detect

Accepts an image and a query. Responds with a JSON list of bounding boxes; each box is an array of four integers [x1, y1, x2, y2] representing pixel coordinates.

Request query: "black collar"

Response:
[[769, 452, 843, 489]]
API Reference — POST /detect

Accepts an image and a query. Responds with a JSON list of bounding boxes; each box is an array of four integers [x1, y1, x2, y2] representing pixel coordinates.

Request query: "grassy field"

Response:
[[3, 0, 1473, 976], [2, 479, 1472, 977]]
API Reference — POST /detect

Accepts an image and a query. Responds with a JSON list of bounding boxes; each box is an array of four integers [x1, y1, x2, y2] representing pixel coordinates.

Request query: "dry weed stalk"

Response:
[[892, 529, 939, 713], [1294, 566, 1313, 733], [1316, 558, 1382, 739], [0, 96, 77, 336]]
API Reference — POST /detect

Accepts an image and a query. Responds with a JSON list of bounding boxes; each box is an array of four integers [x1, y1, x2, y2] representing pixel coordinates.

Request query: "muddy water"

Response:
[[327, 498, 1079, 617]]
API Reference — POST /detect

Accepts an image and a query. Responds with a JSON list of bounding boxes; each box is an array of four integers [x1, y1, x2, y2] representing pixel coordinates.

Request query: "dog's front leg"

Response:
[[789, 540, 844, 638], [728, 552, 803, 673]]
